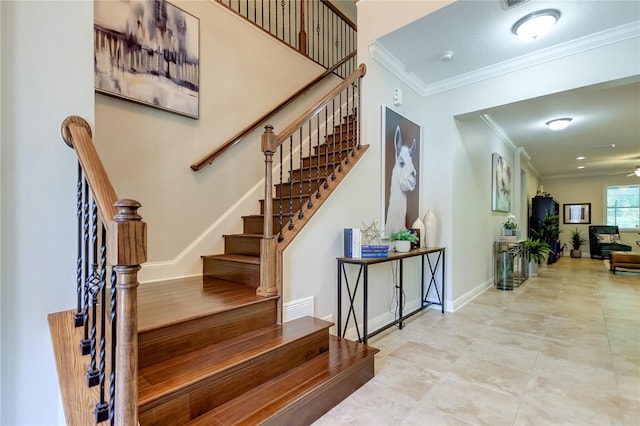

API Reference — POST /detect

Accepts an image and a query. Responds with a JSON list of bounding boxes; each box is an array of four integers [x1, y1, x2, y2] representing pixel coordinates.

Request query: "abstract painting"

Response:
[[94, 0, 200, 118], [381, 106, 421, 237], [492, 152, 512, 212]]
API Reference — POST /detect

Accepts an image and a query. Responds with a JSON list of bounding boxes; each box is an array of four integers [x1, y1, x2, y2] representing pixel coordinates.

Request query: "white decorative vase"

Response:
[[395, 240, 411, 253], [411, 217, 426, 248], [424, 210, 438, 247]]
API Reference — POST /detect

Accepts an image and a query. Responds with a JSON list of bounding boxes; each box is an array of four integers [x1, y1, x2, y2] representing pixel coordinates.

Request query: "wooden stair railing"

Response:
[[259, 63, 366, 297], [191, 51, 356, 171], [52, 116, 147, 425], [216, 0, 356, 76]]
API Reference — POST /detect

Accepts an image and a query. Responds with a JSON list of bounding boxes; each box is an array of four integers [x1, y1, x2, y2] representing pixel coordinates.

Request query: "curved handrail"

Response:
[[190, 51, 357, 171], [61, 116, 118, 228], [275, 63, 366, 146]]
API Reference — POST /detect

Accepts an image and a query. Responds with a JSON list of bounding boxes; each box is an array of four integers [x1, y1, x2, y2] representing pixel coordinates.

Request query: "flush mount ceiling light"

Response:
[[576, 156, 586, 160], [512, 9, 561, 41], [546, 117, 572, 131], [635, 166, 640, 177]]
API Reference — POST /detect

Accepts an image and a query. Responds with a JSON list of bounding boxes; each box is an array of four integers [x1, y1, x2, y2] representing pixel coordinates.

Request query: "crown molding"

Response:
[[370, 21, 640, 97], [480, 114, 517, 152]]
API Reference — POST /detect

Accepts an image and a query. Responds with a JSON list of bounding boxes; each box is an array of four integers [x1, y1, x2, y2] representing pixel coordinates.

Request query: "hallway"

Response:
[[314, 257, 639, 425]]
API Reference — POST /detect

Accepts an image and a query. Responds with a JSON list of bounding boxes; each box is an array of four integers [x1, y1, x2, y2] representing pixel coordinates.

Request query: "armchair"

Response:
[[588, 225, 632, 259]]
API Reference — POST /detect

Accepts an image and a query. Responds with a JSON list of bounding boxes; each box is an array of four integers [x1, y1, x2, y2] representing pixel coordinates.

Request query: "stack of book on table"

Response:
[[361, 244, 389, 258], [343, 228, 361, 258]]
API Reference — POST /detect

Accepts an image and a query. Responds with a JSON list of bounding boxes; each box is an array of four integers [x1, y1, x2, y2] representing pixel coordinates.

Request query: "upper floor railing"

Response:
[[59, 116, 146, 425], [216, 0, 357, 78]]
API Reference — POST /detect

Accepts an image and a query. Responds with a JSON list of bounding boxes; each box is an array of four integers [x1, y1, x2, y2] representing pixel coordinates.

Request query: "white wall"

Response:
[[0, 2, 94, 424], [95, 0, 341, 282]]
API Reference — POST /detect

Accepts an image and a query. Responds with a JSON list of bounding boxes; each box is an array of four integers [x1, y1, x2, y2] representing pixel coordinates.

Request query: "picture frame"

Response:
[[94, 0, 200, 119], [381, 106, 421, 238], [563, 203, 591, 224], [491, 152, 512, 212]]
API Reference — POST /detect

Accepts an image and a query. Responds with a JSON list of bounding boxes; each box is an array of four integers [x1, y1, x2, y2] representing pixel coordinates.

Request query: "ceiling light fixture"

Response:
[[546, 117, 572, 131], [512, 9, 561, 41], [576, 156, 585, 160], [635, 166, 640, 177], [577, 166, 585, 169]]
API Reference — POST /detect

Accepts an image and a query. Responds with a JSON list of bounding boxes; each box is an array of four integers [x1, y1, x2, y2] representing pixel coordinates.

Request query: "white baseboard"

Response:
[[283, 297, 314, 322], [450, 278, 494, 312]]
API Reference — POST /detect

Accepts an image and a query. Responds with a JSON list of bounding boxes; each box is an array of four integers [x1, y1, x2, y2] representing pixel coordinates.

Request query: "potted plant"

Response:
[[525, 238, 550, 276], [502, 214, 518, 236], [532, 211, 561, 264], [389, 229, 419, 253], [569, 227, 586, 258]]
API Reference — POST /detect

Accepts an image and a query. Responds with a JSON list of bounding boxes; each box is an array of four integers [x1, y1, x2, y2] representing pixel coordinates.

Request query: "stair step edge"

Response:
[[138, 316, 333, 406], [202, 254, 260, 264], [186, 336, 378, 425]]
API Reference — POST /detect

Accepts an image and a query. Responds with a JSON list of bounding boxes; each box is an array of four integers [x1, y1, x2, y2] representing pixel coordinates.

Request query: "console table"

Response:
[[337, 247, 445, 345]]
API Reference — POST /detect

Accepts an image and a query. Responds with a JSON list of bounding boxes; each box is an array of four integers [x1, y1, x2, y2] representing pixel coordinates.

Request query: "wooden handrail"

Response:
[[320, 0, 357, 31], [61, 116, 118, 228], [190, 51, 357, 171], [275, 63, 366, 147]]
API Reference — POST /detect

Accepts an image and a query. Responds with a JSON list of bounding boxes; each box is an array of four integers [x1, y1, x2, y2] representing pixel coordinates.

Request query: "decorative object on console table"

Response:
[[389, 229, 418, 253], [502, 213, 518, 236], [411, 217, 425, 247], [408, 229, 420, 250], [361, 244, 389, 258], [343, 228, 362, 258], [424, 210, 439, 247], [361, 220, 382, 245]]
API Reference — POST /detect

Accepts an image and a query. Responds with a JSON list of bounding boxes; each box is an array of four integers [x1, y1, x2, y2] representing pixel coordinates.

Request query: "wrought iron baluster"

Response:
[[74, 163, 85, 327], [95, 224, 109, 422], [278, 146, 284, 242], [87, 199, 101, 387], [288, 136, 294, 230], [305, 124, 313, 210], [109, 267, 117, 425], [80, 186, 91, 355], [328, 105, 336, 181]]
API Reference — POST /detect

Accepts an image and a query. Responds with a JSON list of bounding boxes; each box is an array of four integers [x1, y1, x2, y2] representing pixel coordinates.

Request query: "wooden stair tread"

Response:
[[186, 336, 379, 426], [138, 316, 332, 406], [202, 254, 260, 264], [138, 276, 274, 333]]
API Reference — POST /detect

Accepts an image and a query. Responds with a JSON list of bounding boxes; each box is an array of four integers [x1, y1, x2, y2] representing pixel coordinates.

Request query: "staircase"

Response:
[[50, 109, 377, 425]]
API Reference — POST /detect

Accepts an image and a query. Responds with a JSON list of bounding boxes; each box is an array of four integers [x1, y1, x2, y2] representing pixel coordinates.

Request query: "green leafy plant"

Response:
[[389, 229, 419, 243], [532, 211, 561, 249], [503, 214, 518, 230], [570, 227, 587, 250], [526, 238, 550, 265]]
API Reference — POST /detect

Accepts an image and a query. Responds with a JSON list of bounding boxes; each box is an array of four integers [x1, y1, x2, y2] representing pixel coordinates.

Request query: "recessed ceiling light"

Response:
[[546, 117, 572, 131], [577, 166, 585, 169], [576, 156, 585, 160], [512, 9, 561, 41]]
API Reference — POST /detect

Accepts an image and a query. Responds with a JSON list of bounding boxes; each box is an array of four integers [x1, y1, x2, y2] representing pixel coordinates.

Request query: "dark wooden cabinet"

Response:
[[530, 196, 561, 264]]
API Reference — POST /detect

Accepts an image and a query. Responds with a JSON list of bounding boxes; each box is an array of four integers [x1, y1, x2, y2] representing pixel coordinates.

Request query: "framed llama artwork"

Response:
[[94, 0, 200, 118], [381, 106, 421, 238], [492, 152, 512, 212]]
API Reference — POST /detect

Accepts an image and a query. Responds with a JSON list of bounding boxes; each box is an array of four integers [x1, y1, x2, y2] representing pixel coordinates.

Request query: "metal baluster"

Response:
[[87, 199, 100, 387], [74, 163, 85, 327], [351, 82, 357, 154], [321, 113, 329, 190], [298, 127, 308, 215], [80, 186, 91, 355], [328, 105, 337, 180], [109, 267, 117, 425], [278, 146, 284, 242], [306, 124, 313, 209], [95, 225, 109, 422], [288, 136, 294, 230]]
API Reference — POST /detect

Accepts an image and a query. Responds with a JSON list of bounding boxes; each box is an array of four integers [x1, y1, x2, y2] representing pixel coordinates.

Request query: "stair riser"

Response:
[[315, 141, 356, 155], [262, 356, 375, 426], [242, 215, 280, 234], [203, 257, 260, 287], [260, 197, 311, 216], [138, 299, 277, 369], [302, 152, 348, 168], [224, 236, 261, 256], [289, 166, 335, 182], [275, 179, 324, 198], [138, 330, 330, 425]]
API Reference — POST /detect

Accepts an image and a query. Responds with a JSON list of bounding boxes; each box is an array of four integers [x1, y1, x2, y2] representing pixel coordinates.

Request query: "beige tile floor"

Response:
[[314, 257, 640, 426]]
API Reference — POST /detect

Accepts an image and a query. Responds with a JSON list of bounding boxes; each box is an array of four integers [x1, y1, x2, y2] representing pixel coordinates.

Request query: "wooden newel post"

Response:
[[258, 126, 278, 297], [108, 199, 147, 426]]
